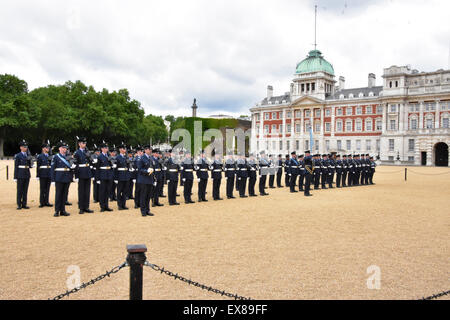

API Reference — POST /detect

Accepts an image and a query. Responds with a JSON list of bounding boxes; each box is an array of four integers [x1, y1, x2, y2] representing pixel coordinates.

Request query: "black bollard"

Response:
[[126, 244, 147, 300], [405, 168, 407, 181], [6, 165, 8, 180]]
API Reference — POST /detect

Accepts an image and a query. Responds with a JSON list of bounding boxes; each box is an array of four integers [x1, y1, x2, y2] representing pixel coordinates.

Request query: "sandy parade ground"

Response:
[[0, 159, 448, 300]]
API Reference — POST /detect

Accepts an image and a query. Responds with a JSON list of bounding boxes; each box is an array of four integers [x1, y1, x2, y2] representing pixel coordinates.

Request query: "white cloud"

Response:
[[0, 0, 449, 118]]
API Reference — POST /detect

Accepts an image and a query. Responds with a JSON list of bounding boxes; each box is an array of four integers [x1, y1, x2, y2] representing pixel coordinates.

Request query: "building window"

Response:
[[346, 107, 352, 115], [388, 156, 394, 161], [295, 110, 301, 118], [256, 114, 260, 121], [304, 140, 309, 150], [376, 106, 383, 114], [346, 140, 351, 151], [265, 113, 269, 120], [264, 125, 269, 134], [443, 118, 449, 128], [325, 122, 331, 132], [366, 140, 371, 151], [356, 119, 362, 131], [257, 141, 259, 150], [315, 109, 321, 117], [426, 118, 433, 129], [336, 121, 343, 132], [389, 139, 394, 151], [272, 124, 277, 133], [356, 106, 362, 115], [265, 141, 269, 150], [325, 140, 330, 151], [256, 125, 260, 133], [311, 82, 315, 92], [280, 141, 283, 151], [279, 124, 283, 133], [390, 120, 396, 130], [376, 139, 380, 151], [272, 112, 276, 119], [376, 119, 382, 131], [295, 123, 300, 133], [337, 140, 342, 150], [325, 109, 331, 117], [315, 140, 319, 151], [408, 139, 415, 152], [286, 111, 292, 118], [410, 119, 417, 130], [287, 140, 290, 151], [366, 119, 373, 131], [315, 122, 320, 132], [390, 104, 397, 112], [301, 84, 305, 92], [296, 140, 299, 150], [286, 124, 291, 133], [305, 110, 311, 117], [356, 140, 361, 151], [408, 156, 414, 162], [345, 120, 352, 132], [337, 108, 343, 116], [305, 122, 311, 132], [272, 141, 276, 150], [366, 106, 372, 114]]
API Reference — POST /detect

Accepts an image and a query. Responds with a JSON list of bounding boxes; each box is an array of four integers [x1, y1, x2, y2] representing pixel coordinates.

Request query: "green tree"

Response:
[[0, 74, 40, 157]]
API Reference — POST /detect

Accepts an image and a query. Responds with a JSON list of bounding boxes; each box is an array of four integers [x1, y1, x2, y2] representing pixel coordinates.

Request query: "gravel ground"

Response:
[[0, 160, 448, 300]]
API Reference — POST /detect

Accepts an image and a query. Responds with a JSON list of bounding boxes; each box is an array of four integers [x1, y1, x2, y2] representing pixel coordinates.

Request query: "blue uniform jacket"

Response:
[[96, 153, 114, 180], [74, 149, 92, 179], [36, 153, 51, 178], [14, 152, 31, 180], [289, 158, 299, 175], [114, 154, 129, 181], [137, 154, 155, 185], [51, 153, 72, 183]]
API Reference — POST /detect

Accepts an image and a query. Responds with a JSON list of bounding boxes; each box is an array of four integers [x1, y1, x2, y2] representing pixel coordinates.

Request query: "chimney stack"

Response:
[[339, 76, 345, 90], [267, 85, 273, 99], [368, 73, 376, 88]]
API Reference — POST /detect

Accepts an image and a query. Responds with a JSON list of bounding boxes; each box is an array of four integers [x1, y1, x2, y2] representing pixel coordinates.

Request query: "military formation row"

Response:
[[13, 138, 376, 217]]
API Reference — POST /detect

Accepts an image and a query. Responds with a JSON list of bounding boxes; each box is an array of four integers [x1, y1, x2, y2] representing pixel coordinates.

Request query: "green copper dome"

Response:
[[295, 49, 334, 75]]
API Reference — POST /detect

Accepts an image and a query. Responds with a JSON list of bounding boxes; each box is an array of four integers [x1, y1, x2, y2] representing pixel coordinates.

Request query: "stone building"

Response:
[[249, 49, 450, 166]]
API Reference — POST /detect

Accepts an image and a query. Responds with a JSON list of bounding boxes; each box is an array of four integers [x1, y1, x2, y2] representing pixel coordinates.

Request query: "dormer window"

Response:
[[368, 92, 374, 97], [349, 93, 354, 98], [359, 92, 364, 98], [339, 94, 345, 99]]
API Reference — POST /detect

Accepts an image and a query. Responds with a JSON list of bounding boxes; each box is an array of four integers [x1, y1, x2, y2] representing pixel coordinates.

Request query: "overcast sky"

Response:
[[1, 0, 449, 118]]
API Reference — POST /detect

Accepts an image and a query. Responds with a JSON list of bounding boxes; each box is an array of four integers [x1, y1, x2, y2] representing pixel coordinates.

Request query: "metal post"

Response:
[[405, 168, 407, 181], [126, 244, 147, 300], [6, 165, 8, 180]]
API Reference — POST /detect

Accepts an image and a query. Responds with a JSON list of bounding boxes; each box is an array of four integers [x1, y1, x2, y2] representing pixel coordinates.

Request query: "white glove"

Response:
[[96, 180, 101, 184], [74, 178, 79, 183], [153, 182, 157, 187], [147, 168, 154, 174], [289, 174, 291, 176], [91, 177, 95, 180], [132, 179, 136, 183], [238, 177, 241, 180], [92, 159, 98, 164], [197, 178, 200, 182], [71, 164, 76, 169], [182, 178, 186, 182], [114, 180, 118, 184], [163, 166, 167, 170], [112, 164, 117, 169], [36, 177, 39, 180], [129, 168, 134, 172], [51, 182, 55, 186], [13, 179, 17, 183]]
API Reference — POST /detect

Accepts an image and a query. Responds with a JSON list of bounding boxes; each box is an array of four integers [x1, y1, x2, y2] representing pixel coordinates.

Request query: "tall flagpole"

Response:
[[314, 5, 317, 50]]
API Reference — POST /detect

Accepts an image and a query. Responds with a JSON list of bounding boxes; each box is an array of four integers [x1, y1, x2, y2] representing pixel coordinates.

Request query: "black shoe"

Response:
[[84, 209, 94, 213], [54, 212, 59, 217], [249, 194, 257, 197], [45, 203, 53, 207], [22, 206, 30, 209], [240, 195, 248, 198], [202, 199, 208, 202], [305, 194, 313, 197], [185, 201, 195, 204], [176, 194, 180, 196], [17, 206, 22, 210], [101, 207, 113, 212], [141, 213, 147, 217], [147, 212, 154, 216], [290, 191, 298, 193], [60, 211, 70, 216], [93, 200, 98, 203], [170, 202, 180, 206], [65, 202, 72, 206], [299, 189, 304, 191], [134, 205, 140, 209], [39, 204, 45, 208], [160, 195, 166, 198], [79, 210, 85, 214], [118, 207, 126, 210], [129, 197, 135, 200], [269, 186, 276, 189], [153, 203, 163, 207]]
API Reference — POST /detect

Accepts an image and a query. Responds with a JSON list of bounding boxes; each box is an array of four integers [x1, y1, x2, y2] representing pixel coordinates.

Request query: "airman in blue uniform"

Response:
[[284, 154, 290, 188], [303, 150, 313, 196], [152, 148, 164, 207], [236, 152, 248, 198], [289, 151, 299, 193], [181, 151, 195, 204], [335, 154, 343, 188], [74, 137, 94, 214], [247, 153, 258, 197], [276, 154, 283, 187], [36, 143, 53, 208], [96, 143, 114, 212], [114, 144, 130, 210], [166, 149, 180, 206], [133, 147, 143, 208], [258, 151, 269, 196], [298, 154, 305, 191], [137, 145, 155, 216], [51, 142, 72, 216], [14, 141, 32, 210], [225, 152, 236, 199], [195, 150, 209, 202]]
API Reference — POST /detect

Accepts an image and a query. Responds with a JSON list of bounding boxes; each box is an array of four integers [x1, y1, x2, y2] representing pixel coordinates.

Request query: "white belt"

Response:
[[55, 168, 70, 172], [226, 168, 235, 171], [117, 168, 128, 171], [169, 169, 178, 172], [184, 169, 193, 172], [200, 169, 208, 171], [100, 166, 111, 170], [250, 168, 256, 171], [330, 166, 335, 168], [39, 166, 51, 169], [78, 164, 89, 167], [154, 169, 161, 172], [240, 168, 247, 171], [213, 169, 222, 172], [18, 165, 29, 169]]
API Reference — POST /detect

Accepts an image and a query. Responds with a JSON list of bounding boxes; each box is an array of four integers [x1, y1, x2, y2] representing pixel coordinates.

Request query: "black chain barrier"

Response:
[[144, 261, 252, 300], [420, 289, 450, 300], [49, 261, 128, 300], [408, 169, 450, 176]]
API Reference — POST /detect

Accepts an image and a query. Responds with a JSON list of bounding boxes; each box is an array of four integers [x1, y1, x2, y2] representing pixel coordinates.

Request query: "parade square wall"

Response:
[[0, 160, 448, 300]]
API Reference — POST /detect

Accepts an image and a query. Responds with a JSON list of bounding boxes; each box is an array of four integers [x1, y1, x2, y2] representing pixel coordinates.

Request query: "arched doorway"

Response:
[[434, 142, 448, 166]]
